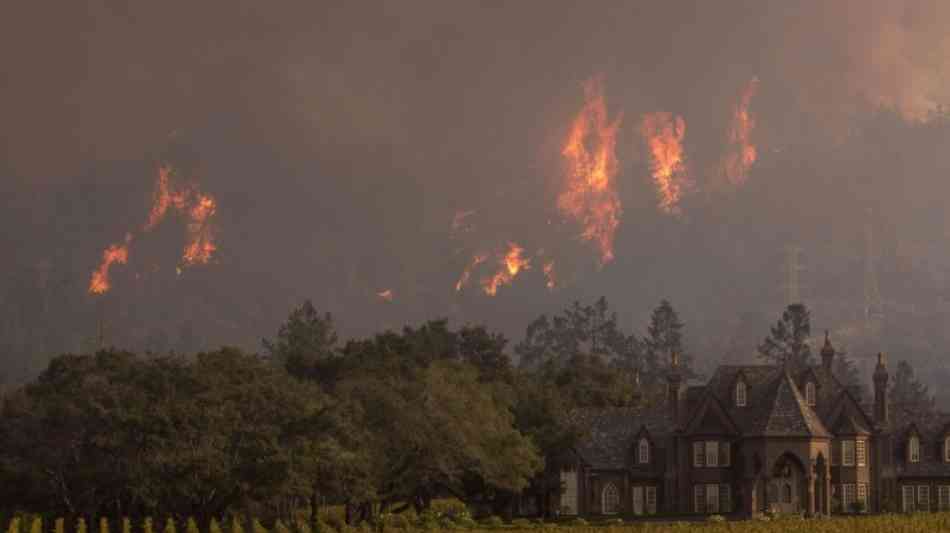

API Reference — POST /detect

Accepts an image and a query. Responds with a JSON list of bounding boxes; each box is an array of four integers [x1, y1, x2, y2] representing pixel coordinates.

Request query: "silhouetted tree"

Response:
[[758, 303, 814, 370]]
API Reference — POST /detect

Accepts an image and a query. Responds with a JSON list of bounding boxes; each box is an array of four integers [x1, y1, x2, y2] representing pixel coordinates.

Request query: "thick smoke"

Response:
[[2, 1, 950, 397]]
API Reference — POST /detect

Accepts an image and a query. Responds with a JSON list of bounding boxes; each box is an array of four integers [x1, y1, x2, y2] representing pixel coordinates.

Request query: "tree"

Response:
[[758, 303, 814, 370], [515, 297, 639, 370], [263, 300, 340, 386], [890, 360, 935, 417], [643, 299, 696, 380]]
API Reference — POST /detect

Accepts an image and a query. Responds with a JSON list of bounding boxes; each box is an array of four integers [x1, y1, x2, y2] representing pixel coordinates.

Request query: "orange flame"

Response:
[[481, 242, 530, 296], [181, 193, 217, 266], [89, 233, 132, 294], [455, 252, 488, 291], [145, 165, 189, 231], [558, 77, 623, 264], [641, 112, 691, 214], [722, 77, 759, 186]]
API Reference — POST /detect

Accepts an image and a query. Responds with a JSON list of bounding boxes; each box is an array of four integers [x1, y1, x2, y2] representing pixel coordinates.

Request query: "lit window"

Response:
[[736, 381, 747, 407], [805, 381, 816, 406], [706, 441, 719, 467], [842, 440, 855, 466], [919, 485, 930, 511], [632, 486, 643, 515], [694, 441, 705, 467], [639, 438, 650, 464], [856, 440, 866, 467], [842, 484, 855, 511], [705, 484, 720, 513], [602, 483, 620, 514], [910, 435, 921, 463]]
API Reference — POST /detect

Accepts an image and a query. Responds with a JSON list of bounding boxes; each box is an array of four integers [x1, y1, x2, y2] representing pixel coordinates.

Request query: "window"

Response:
[[560, 470, 578, 515], [805, 381, 816, 406], [721, 441, 731, 467], [945, 437, 950, 463], [645, 486, 657, 515], [842, 440, 855, 466], [938, 485, 950, 511], [602, 483, 620, 514], [918, 485, 930, 511], [903, 485, 916, 512], [632, 486, 643, 515], [694, 484, 705, 513], [842, 484, 855, 511], [719, 484, 732, 513], [705, 484, 720, 513], [694, 441, 705, 467], [857, 484, 868, 510], [736, 380, 747, 407], [856, 440, 866, 467], [638, 438, 650, 464], [706, 441, 719, 467], [910, 435, 921, 463]]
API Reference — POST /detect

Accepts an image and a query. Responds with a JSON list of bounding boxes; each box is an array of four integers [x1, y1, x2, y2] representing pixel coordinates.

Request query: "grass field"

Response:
[[7, 512, 950, 533]]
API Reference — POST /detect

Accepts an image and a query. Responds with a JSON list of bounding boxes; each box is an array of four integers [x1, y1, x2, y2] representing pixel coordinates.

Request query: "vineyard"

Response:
[[6, 514, 950, 533]]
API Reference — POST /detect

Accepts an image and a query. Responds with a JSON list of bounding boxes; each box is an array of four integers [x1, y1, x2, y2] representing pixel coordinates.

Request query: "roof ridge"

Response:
[[757, 371, 830, 437]]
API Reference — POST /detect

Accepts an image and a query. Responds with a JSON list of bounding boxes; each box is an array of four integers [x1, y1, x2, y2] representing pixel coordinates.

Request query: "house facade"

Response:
[[541, 335, 950, 518]]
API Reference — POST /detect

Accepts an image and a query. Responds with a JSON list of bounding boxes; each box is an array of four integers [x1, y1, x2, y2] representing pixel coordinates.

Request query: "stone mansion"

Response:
[[539, 334, 950, 518]]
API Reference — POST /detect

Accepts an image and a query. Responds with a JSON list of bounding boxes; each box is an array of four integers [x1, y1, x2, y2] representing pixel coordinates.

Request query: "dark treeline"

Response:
[[0, 298, 936, 524]]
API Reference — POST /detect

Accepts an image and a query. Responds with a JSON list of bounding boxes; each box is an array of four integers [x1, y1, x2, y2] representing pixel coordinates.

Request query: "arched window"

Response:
[[639, 438, 650, 464], [909, 435, 921, 463], [602, 483, 620, 514], [736, 380, 747, 407], [805, 381, 816, 407]]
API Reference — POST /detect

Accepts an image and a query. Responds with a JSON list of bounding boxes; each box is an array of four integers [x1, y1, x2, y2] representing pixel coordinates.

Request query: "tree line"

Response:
[[0, 298, 935, 524]]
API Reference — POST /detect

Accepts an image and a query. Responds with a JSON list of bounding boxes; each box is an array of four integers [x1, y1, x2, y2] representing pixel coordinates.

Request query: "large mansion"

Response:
[[535, 335, 950, 518]]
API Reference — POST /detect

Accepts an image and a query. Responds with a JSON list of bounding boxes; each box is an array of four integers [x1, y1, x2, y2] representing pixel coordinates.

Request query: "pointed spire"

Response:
[[821, 330, 835, 372]]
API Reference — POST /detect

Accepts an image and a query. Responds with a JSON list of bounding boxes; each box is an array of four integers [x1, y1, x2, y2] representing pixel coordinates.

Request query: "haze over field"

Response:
[[2, 1, 950, 397]]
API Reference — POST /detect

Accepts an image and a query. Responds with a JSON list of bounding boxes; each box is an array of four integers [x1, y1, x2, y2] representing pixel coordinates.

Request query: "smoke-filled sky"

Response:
[[2, 1, 950, 389]]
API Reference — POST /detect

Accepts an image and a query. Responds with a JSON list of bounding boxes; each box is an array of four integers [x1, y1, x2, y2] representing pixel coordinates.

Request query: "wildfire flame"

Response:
[[481, 242, 530, 296], [181, 193, 217, 266], [721, 77, 759, 186], [455, 252, 488, 291], [144, 164, 219, 267], [641, 112, 691, 214], [558, 77, 623, 264], [89, 233, 132, 294], [543, 260, 556, 290]]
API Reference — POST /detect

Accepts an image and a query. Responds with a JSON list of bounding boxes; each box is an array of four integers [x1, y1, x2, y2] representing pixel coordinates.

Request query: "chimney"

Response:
[[821, 331, 835, 372], [668, 351, 684, 428], [873, 352, 889, 425]]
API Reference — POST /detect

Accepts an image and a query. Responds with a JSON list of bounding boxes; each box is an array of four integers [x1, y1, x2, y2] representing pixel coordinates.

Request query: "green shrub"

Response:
[[706, 514, 726, 523], [6, 517, 21, 533], [76, 518, 88, 533], [122, 518, 131, 533], [143, 518, 154, 533], [54, 518, 65, 533], [480, 516, 504, 528], [162, 518, 176, 533], [510, 518, 534, 529], [99, 518, 109, 533]]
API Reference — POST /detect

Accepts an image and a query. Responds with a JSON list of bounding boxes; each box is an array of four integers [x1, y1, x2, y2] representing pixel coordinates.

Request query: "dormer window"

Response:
[[805, 381, 816, 407], [638, 437, 650, 464], [736, 380, 747, 407], [910, 435, 921, 463]]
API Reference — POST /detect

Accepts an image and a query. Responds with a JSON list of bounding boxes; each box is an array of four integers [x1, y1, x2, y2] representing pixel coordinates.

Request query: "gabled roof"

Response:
[[684, 389, 740, 436], [744, 371, 831, 438], [832, 411, 871, 436], [568, 406, 674, 469]]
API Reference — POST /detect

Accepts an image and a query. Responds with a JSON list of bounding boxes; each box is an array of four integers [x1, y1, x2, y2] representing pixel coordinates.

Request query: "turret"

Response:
[[668, 351, 685, 428], [821, 331, 835, 372], [873, 352, 889, 425]]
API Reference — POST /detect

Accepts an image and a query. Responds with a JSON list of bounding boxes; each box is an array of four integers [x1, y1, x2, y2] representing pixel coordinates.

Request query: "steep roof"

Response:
[[568, 406, 674, 469]]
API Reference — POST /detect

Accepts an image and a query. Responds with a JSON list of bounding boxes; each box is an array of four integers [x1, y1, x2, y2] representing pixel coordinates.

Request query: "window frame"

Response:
[[856, 439, 866, 467], [805, 381, 816, 407], [719, 483, 731, 513], [694, 484, 705, 513], [903, 485, 916, 512], [705, 483, 720, 514], [638, 437, 650, 465], [601, 482, 620, 515], [918, 485, 930, 511], [693, 441, 705, 467], [735, 380, 747, 407], [842, 440, 856, 466], [857, 483, 868, 510], [944, 437, 950, 463], [645, 486, 657, 515], [938, 485, 950, 511], [910, 435, 921, 463], [842, 483, 855, 511], [705, 441, 719, 467]]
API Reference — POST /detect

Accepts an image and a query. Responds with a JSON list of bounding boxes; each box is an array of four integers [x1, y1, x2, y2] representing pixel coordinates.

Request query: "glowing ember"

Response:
[[558, 76, 623, 264], [641, 112, 691, 214], [481, 242, 531, 296], [377, 289, 394, 302], [455, 252, 488, 291], [722, 77, 759, 186], [543, 260, 556, 290], [89, 233, 132, 294]]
